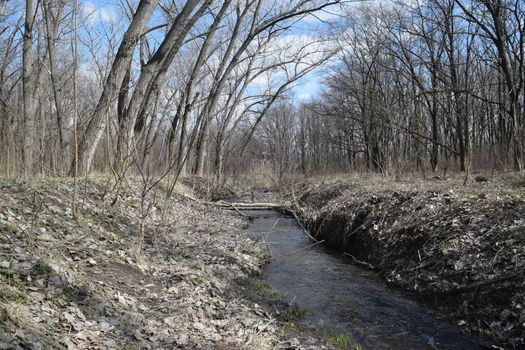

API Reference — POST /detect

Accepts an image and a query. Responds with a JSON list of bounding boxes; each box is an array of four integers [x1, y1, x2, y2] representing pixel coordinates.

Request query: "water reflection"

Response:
[[247, 211, 479, 350]]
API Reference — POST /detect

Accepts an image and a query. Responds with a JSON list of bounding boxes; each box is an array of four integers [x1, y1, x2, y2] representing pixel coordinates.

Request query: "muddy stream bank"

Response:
[[245, 209, 480, 350]]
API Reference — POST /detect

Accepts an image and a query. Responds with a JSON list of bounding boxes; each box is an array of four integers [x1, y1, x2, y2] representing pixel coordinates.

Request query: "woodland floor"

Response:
[[288, 172, 525, 349], [2, 172, 524, 349], [0, 177, 332, 350]]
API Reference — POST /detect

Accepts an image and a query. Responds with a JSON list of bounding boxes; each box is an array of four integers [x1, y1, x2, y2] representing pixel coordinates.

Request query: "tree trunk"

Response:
[[74, 0, 159, 176], [118, 0, 206, 172], [22, 0, 36, 177], [42, 0, 66, 170], [0, 0, 7, 18]]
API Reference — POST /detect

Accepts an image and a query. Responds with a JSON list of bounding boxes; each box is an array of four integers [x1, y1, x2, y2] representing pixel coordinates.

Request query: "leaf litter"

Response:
[[0, 177, 330, 349], [291, 175, 525, 348]]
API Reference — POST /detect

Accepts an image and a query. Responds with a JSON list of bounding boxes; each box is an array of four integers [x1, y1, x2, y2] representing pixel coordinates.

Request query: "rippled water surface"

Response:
[[246, 210, 479, 350]]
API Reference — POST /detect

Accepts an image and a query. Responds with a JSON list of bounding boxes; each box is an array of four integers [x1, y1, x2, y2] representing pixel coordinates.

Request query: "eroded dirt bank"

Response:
[[0, 178, 328, 349], [291, 176, 525, 348]]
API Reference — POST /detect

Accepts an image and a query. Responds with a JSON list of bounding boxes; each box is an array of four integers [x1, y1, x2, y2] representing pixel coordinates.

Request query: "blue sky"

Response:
[[79, 1, 359, 103]]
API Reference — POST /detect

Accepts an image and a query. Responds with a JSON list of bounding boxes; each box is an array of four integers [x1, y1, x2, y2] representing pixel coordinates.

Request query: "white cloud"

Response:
[[81, 1, 96, 18], [99, 8, 117, 23], [294, 77, 321, 101], [81, 1, 117, 24]]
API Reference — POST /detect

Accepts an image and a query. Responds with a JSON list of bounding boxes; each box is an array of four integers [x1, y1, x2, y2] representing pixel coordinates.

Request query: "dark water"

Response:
[[246, 210, 480, 350]]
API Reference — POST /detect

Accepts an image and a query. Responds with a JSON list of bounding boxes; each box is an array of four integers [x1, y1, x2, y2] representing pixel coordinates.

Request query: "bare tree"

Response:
[[22, 0, 37, 176], [75, 0, 160, 175]]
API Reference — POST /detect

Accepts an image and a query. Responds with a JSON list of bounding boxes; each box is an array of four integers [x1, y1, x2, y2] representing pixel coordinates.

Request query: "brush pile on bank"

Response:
[[0, 177, 325, 349], [293, 175, 525, 348]]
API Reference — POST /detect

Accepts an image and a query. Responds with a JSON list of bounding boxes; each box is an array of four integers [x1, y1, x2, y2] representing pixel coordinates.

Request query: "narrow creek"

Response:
[[245, 210, 480, 350]]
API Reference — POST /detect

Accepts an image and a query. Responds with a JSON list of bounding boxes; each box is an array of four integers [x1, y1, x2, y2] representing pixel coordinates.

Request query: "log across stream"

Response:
[[244, 209, 480, 350]]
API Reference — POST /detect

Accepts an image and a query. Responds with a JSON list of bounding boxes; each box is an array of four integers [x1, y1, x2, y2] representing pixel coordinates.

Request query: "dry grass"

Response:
[[299, 171, 524, 198]]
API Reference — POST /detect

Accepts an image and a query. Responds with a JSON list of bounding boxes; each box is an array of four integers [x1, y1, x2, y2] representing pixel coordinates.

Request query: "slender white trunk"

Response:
[[22, 0, 35, 177], [72, 0, 79, 220]]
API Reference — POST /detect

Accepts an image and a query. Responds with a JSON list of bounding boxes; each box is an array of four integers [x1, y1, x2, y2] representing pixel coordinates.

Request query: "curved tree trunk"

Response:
[[73, 0, 159, 176]]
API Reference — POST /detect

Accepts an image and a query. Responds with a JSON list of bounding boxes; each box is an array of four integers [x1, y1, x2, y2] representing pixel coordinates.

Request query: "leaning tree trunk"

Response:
[[73, 0, 159, 176], [118, 0, 207, 175]]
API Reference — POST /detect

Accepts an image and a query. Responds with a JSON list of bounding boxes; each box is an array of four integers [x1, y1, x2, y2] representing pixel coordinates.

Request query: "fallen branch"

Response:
[[289, 210, 320, 242], [344, 252, 375, 269], [214, 201, 248, 217], [205, 201, 284, 210], [253, 219, 281, 246]]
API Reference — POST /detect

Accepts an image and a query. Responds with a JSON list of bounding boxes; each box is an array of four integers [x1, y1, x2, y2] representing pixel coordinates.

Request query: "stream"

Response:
[[245, 210, 480, 350]]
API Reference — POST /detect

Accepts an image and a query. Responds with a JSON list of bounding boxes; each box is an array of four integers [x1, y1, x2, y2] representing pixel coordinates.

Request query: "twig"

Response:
[[244, 317, 278, 347], [263, 234, 271, 258], [344, 252, 375, 269], [289, 210, 319, 242], [252, 219, 280, 245]]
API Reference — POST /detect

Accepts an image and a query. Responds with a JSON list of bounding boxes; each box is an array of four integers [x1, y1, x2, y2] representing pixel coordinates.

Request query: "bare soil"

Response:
[[291, 173, 525, 349]]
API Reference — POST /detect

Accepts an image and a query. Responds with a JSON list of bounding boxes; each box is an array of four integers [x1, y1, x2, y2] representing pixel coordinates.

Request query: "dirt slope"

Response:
[[0, 177, 328, 349], [293, 175, 525, 348]]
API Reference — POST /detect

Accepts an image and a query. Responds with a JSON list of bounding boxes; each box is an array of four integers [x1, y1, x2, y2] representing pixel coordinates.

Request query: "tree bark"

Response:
[[0, 0, 6, 18], [74, 0, 159, 176], [118, 0, 208, 172], [42, 0, 66, 165], [22, 0, 36, 177]]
